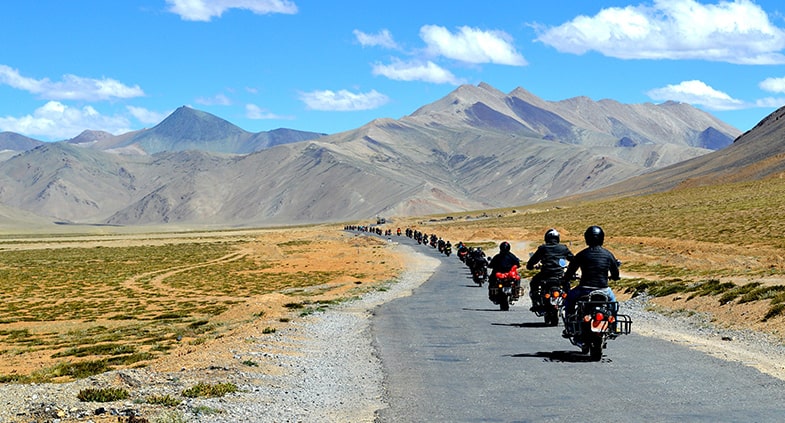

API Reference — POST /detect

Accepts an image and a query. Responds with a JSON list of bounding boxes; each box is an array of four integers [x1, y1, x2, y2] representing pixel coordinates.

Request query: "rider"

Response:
[[469, 246, 486, 264], [526, 228, 574, 310], [488, 241, 521, 300], [562, 226, 619, 332]]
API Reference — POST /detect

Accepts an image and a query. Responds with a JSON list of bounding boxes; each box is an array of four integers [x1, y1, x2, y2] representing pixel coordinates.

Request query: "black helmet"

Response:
[[500, 241, 511, 253], [584, 225, 605, 247], [544, 228, 560, 243]]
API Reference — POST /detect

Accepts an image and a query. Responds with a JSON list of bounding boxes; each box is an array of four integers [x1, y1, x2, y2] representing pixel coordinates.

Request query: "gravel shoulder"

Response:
[[2, 242, 785, 422]]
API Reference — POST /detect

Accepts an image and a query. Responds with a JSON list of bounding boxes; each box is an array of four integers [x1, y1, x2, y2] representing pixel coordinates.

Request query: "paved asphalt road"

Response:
[[373, 236, 785, 423]]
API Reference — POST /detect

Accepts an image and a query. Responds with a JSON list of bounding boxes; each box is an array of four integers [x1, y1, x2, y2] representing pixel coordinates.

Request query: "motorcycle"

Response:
[[489, 265, 522, 311], [444, 244, 452, 257], [562, 289, 632, 360], [457, 247, 469, 263], [531, 278, 566, 326], [470, 257, 488, 286], [530, 259, 568, 326]]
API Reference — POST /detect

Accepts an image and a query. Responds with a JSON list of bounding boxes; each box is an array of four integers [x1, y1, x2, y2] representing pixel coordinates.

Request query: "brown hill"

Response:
[[0, 83, 741, 226], [570, 104, 785, 201]]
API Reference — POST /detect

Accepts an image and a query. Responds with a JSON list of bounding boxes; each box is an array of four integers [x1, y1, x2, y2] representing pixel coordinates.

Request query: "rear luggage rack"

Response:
[[613, 314, 632, 336]]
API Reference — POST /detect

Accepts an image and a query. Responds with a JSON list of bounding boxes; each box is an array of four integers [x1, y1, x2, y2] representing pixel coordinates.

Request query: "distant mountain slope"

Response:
[[566, 104, 785, 202], [0, 132, 45, 151], [0, 82, 744, 226], [0, 107, 326, 157], [410, 83, 738, 150], [99, 106, 327, 155]]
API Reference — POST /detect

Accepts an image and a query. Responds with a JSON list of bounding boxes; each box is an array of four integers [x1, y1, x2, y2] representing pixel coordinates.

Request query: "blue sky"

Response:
[[2, 0, 785, 141]]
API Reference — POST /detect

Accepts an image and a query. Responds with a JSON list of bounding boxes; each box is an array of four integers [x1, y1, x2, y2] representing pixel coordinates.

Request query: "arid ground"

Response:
[[2, 216, 785, 382], [0, 226, 403, 382], [3, 185, 785, 422]]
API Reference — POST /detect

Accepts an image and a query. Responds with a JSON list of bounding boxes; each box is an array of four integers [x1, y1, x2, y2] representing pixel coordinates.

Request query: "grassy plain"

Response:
[[0, 226, 401, 382], [1, 172, 785, 383]]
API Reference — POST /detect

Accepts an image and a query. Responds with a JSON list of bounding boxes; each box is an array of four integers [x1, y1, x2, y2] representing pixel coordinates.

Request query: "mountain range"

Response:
[[0, 82, 746, 227]]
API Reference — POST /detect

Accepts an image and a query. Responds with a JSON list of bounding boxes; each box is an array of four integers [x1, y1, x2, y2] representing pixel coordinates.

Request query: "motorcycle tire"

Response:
[[499, 294, 509, 311], [589, 338, 603, 361], [544, 311, 559, 327]]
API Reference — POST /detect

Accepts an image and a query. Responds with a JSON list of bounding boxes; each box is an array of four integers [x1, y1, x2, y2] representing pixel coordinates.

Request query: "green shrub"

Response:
[[764, 303, 785, 321], [146, 394, 181, 406], [739, 285, 785, 304], [182, 382, 238, 398], [77, 387, 130, 402]]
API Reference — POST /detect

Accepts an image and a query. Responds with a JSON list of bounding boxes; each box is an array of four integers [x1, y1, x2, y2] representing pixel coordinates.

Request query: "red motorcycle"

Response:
[[489, 265, 522, 311]]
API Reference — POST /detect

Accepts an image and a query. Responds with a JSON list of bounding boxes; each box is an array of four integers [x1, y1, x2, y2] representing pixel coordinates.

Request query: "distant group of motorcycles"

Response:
[[406, 228, 453, 256], [352, 225, 632, 361]]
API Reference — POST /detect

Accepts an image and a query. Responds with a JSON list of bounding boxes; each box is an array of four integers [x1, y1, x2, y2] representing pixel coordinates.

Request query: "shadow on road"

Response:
[[509, 350, 609, 363], [491, 322, 553, 328], [462, 308, 518, 312]]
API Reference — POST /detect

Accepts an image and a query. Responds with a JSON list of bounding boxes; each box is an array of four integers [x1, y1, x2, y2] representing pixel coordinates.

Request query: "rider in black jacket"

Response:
[[562, 226, 619, 319], [488, 241, 521, 299], [526, 228, 574, 310]]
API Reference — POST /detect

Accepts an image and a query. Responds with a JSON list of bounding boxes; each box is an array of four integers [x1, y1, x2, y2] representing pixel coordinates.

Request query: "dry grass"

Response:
[[0, 227, 401, 382], [2, 173, 785, 383], [394, 173, 785, 339]]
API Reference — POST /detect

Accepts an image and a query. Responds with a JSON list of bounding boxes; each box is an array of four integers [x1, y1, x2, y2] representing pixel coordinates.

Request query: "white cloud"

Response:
[[419, 25, 527, 66], [245, 103, 291, 119], [372, 59, 464, 85], [0, 65, 144, 101], [166, 0, 297, 21], [646, 80, 746, 110], [0, 101, 132, 140], [754, 97, 785, 107], [535, 0, 785, 64], [354, 29, 399, 49], [127, 106, 169, 125], [298, 89, 389, 111], [195, 93, 232, 106], [759, 76, 785, 93]]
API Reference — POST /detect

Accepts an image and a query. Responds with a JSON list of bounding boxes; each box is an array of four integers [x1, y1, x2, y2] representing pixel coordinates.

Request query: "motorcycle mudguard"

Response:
[[590, 319, 609, 333]]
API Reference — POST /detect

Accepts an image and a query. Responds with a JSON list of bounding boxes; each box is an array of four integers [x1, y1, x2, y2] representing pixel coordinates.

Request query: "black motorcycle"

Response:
[[531, 278, 566, 326], [470, 258, 488, 286], [562, 289, 632, 360], [529, 259, 568, 326]]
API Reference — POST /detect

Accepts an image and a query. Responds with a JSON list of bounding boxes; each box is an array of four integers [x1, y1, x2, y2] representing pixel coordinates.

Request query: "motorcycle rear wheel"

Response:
[[499, 294, 509, 311], [589, 338, 603, 361], [544, 311, 559, 326]]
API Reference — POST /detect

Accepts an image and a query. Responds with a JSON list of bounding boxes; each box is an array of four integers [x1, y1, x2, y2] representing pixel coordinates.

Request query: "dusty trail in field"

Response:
[[120, 250, 248, 297]]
